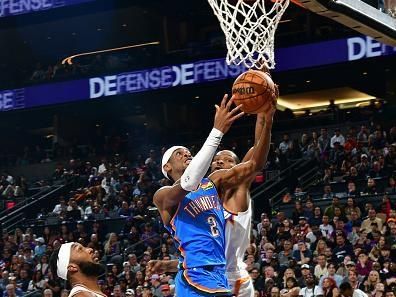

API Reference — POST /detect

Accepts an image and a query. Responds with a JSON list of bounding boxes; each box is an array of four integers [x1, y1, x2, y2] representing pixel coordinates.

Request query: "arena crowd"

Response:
[[0, 117, 396, 297]]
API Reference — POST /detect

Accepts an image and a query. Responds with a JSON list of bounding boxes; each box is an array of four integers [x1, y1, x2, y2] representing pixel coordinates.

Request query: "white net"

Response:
[[208, 0, 290, 69]]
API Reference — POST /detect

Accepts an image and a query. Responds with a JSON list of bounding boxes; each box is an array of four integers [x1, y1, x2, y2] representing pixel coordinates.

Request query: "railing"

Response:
[[24, 290, 42, 297], [123, 233, 163, 261], [0, 186, 52, 217], [277, 192, 396, 217], [251, 158, 319, 216], [297, 165, 321, 189], [0, 184, 67, 233], [251, 159, 305, 196]]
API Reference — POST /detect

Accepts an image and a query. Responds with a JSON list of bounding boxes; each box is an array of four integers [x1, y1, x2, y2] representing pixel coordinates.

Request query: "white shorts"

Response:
[[227, 271, 254, 297]]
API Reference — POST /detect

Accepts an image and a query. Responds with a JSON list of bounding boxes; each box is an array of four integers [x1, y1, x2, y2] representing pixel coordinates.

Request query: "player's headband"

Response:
[[161, 146, 187, 179], [57, 242, 74, 280]]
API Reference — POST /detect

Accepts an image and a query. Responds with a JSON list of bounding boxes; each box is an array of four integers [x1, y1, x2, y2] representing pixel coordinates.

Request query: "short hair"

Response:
[[327, 263, 336, 269], [339, 282, 352, 292], [286, 277, 298, 288], [216, 150, 240, 163], [5, 284, 14, 290], [43, 289, 53, 296]]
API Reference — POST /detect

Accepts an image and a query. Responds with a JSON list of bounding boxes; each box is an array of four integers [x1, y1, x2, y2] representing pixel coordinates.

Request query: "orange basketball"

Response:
[[232, 70, 277, 114]]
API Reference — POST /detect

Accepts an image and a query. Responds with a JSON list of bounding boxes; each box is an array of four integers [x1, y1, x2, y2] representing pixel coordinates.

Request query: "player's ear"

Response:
[[68, 263, 79, 273], [163, 163, 171, 175]]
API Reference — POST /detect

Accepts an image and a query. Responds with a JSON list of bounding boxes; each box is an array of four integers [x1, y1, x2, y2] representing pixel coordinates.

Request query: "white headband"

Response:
[[161, 146, 186, 179], [57, 242, 74, 280]]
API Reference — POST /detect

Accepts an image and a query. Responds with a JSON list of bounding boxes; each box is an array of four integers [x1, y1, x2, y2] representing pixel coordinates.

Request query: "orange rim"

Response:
[[272, 0, 305, 8], [290, 0, 304, 7]]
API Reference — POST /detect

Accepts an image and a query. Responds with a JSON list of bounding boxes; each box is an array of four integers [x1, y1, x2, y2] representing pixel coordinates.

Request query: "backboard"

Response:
[[298, 0, 396, 46]]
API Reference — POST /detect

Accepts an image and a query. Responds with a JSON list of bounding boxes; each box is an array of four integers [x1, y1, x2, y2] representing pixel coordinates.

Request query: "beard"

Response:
[[78, 261, 105, 277]]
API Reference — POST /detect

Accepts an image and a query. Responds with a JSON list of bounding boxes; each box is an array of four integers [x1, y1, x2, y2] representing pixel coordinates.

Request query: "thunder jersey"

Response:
[[224, 199, 252, 273], [165, 178, 227, 269]]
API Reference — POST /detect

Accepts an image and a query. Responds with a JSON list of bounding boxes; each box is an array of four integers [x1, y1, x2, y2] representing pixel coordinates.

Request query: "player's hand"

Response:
[[146, 260, 167, 276], [214, 94, 244, 134]]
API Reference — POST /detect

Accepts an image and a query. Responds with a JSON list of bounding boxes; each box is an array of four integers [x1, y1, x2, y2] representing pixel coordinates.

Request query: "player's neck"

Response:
[[71, 276, 102, 293]]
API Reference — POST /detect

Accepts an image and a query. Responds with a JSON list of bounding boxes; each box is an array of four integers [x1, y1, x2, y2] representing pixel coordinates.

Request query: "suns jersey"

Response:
[[69, 285, 107, 297], [224, 199, 252, 273], [165, 178, 227, 269]]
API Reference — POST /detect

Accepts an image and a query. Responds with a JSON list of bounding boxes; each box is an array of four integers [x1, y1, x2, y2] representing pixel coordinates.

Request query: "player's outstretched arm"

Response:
[[154, 95, 244, 217], [242, 84, 278, 162], [146, 260, 178, 277], [210, 100, 276, 191]]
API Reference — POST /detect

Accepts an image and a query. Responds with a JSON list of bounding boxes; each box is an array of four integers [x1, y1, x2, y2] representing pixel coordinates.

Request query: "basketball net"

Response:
[[208, 0, 290, 69]]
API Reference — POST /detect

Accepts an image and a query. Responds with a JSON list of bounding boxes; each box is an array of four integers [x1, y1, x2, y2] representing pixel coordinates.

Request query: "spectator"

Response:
[[280, 277, 300, 297], [361, 209, 383, 233], [298, 273, 323, 297], [282, 269, 296, 289], [319, 263, 343, 287], [324, 197, 343, 219], [356, 155, 371, 178], [363, 178, 380, 195], [344, 198, 361, 220], [370, 130, 387, 150], [320, 216, 334, 241], [346, 181, 359, 197], [314, 255, 328, 280], [103, 232, 121, 262], [356, 251, 373, 279], [369, 161, 387, 178], [126, 254, 141, 274], [385, 176, 396, 193], [52, 197, 67, 215], [292, 242, 312, 265], [365, 271, 380, 295], [34, 237, 46, 257], [332, 234, 353, 265], [344, 134, 357, 154], [330, 129, 345, 148], [4, 282, 23, 297], [321, 277, 339, 297], [348, 269, 362, 290], [272, 287, 281, 297], [339, 282, 368, 297], [66, 199, 83, 220], [150, 274, 162, 297], [118, 201, 132, 217], [319, 128, 331, 160], [43, 289, 53, 297], [161, 284, 173, 297], [278, 241, 294, 269], [357, 126, 369, 148], [140, 223, 160, 249], [250, 268, 265, 292]]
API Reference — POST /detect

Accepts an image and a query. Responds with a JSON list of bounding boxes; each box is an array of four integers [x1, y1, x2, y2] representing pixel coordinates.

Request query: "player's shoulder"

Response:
[[154, 186, 173, 201], [72, 291, 98, 297]]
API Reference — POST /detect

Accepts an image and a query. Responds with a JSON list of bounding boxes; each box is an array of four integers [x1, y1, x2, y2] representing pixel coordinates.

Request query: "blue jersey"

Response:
[[165, 178, 227, 269]]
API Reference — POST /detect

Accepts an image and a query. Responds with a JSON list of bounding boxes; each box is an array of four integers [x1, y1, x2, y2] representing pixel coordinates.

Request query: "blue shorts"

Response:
[[175, 266, 232, 297]]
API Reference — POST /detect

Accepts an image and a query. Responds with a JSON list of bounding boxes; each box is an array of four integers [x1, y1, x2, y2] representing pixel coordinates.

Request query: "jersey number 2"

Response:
[[207, 216, 219, 237]]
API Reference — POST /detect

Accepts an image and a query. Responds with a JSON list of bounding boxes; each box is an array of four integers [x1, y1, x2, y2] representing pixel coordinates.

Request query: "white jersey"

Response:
[[224, 200, 254, 297], [69, 285, 107, 297]]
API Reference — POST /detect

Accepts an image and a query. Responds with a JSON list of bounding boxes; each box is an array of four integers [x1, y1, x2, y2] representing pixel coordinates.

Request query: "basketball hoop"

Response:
[[208, 0, 290, 69]]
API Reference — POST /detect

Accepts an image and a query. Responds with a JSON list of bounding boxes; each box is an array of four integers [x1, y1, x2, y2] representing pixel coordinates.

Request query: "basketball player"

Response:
[[148, 107, 273, 297], [154, 95, 276, 296], [49, 242, 106, 297]]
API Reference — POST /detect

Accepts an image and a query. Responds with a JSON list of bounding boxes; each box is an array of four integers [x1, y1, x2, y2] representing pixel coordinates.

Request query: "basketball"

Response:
[[232, 70, 277, 114]]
